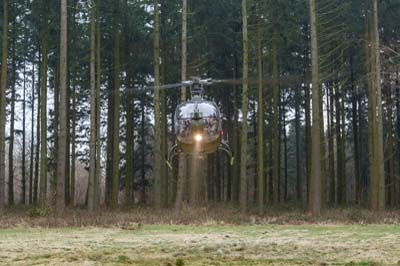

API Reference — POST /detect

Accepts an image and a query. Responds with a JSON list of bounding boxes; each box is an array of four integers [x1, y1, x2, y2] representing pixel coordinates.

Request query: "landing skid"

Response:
[[166, 142, 234, 169], [218, 141, 234, 165], [166, 144, 181, 170]]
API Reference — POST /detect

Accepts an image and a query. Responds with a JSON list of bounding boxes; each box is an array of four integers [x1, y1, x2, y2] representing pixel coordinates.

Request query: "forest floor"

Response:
[[1, 206, 400, 265]]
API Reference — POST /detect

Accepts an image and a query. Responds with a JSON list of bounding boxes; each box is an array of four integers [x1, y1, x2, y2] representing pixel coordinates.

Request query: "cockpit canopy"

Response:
[[175, 100, 222, 141]]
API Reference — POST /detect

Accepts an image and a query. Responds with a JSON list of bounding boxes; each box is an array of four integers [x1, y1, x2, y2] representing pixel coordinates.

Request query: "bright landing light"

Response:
[[195, 134, 203, 142]]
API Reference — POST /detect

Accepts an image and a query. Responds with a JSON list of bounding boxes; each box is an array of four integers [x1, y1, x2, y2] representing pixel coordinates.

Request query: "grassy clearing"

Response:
[[1, 224, 400, 265], [1, 206, 400, 265]]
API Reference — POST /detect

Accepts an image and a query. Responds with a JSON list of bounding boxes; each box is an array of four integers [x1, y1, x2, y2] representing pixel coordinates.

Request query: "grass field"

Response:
[[1, 223, 400, 265]]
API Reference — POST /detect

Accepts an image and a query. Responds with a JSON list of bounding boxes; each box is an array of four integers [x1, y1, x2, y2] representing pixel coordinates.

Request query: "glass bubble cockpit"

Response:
[[175, 98, 222, 154]]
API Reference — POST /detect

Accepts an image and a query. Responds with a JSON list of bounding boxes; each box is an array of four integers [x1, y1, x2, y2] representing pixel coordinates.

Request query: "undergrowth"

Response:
[[1, 203, 400, 229]]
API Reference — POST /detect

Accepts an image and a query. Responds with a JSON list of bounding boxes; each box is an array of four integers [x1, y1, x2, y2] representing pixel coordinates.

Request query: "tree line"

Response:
[[0, 0, 399, 215]]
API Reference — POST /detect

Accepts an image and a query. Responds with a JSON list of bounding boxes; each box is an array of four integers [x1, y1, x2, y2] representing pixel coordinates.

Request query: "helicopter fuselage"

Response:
[[163, 77, 234, 167], [174, 96, 223, 155]]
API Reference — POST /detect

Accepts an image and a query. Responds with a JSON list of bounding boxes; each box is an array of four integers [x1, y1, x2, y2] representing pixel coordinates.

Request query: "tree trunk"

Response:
[[71, 77, 76, 206], [39, 3, 49, 208], [309, 0, 321, 216], [328, 82, 336, 205], [365, 0, 373, 207], [88, 0, 97, 211], [29, 65, 35, 205], [105, 70, 114, 207], [170, 100, 177, 205], [335, 82, 344, 205], [22, 64, 27, 204], [65, 86, 71, 206], [256, 2, 264, 213], [252, 101, 257, 203], [141, 99, 146, 204], [95, 0, 101, 207], [175, 0, 187, 214], [153, 0, 162, 208], [326, 83, 331, 204], [304, 75, 311, 204], [65, 5, 74, 204], [385, 72, 395, 207], [239, 0, 249, 213], [8, 19, 16, 206], [272, 28, 280, 205], [283, 99, 288, 202], [34, 51, 41, 205], [295, 85, 302, 202], [396, 70, 400, 206], [160, 0, 168, 208], [231, 52, 240, 203], [225, 90, 232, 201], [161, 85, 168, 207], [52, 67, 59, 208], [124, 0, 134, 206], [341, 84, 346, 204], [0, 0, 8, 208], [368, 0, 385, 210], [350, 55, 360, 205], [65, 121, 71, 205], [111, 0, 121, 209], [319, 75, 326, 206], [56, 0, 68, 212], [70, 0, 78, 207]]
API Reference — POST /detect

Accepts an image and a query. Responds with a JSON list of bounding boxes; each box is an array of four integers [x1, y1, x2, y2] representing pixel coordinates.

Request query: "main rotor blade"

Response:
[[214, 75, 305, 88], [212, 79, 244, 85], [124, 74, 305, 94], [125, 82, 189, 93]]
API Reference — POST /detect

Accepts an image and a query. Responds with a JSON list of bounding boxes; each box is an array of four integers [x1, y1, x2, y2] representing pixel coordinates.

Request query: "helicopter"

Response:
[[134, 77, 234, 169]]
